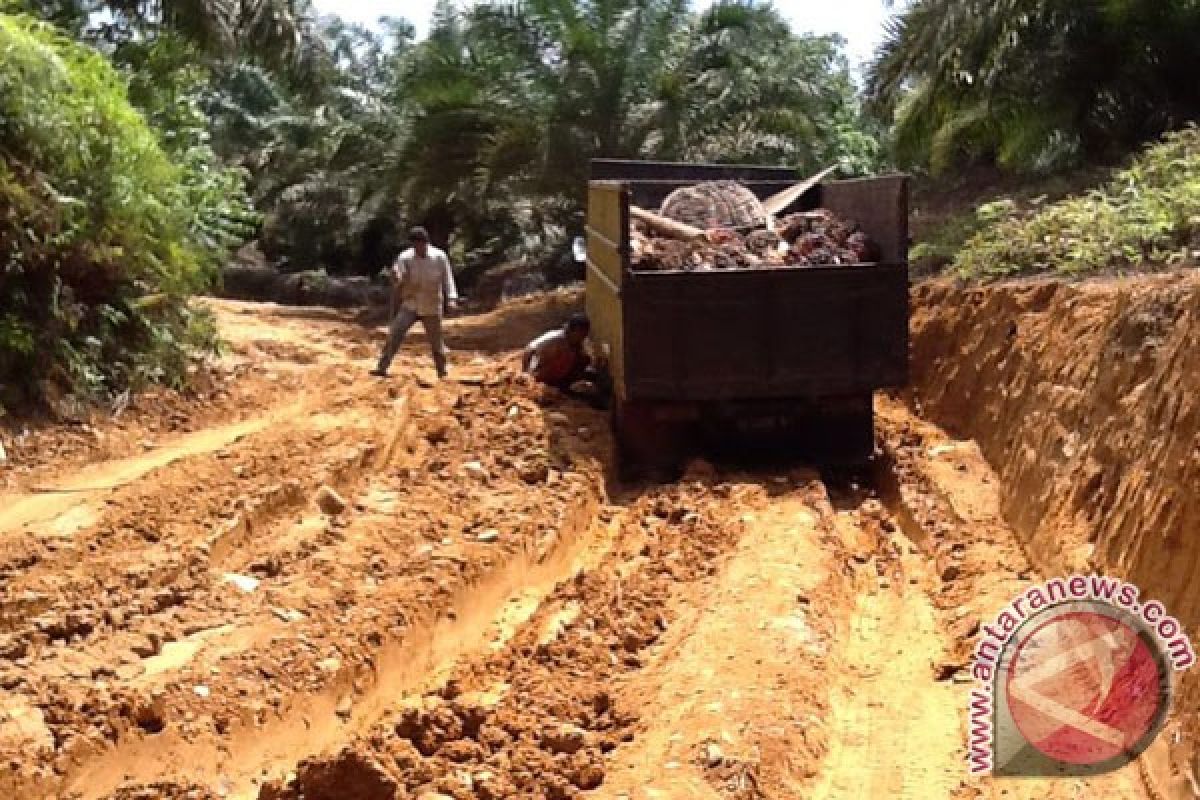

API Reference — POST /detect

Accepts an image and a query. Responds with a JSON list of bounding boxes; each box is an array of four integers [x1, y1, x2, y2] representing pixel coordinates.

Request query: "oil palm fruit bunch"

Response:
[[635, 181, 879, 270]]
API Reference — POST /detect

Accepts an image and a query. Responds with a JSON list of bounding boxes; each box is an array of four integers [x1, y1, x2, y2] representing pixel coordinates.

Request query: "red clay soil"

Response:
[[2, 276, 1193, 800], [260, 480, 768, 800], [909, 271, 1200, 798], [0, 299, 610, 799]]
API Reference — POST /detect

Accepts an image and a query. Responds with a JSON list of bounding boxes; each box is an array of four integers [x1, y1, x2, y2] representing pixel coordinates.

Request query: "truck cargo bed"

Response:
[[586, 160, 910, 406]]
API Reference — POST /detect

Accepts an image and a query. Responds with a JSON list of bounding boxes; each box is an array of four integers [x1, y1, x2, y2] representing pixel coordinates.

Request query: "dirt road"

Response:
[[0, 296, 1163, 799]]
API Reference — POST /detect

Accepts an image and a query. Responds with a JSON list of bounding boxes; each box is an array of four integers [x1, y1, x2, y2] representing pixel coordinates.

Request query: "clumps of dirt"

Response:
[[0, 393, 386, 760], [1, 350, 618, 799], [261, 480, 757, 800], [259, 749, 399, 800], [697, 736, 775, 800], [362, 689, 616, 799], [98, 783, 221, 800], [147, 366, 610, 732]]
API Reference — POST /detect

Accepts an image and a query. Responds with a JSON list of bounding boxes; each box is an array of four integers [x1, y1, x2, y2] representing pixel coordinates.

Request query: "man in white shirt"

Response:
[[371, 226, 458, 378]]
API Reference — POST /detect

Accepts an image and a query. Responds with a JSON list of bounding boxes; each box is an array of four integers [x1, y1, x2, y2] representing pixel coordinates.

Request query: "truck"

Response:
[[584, 159, 909, 474]]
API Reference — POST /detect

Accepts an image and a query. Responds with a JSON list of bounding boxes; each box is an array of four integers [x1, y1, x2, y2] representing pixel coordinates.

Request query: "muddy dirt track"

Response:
[[0, 291, 1181, 799]]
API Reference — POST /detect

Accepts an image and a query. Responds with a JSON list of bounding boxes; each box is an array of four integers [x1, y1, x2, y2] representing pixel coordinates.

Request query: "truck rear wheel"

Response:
[[811, 394, 875, 465], [612, 399, 690, 482]]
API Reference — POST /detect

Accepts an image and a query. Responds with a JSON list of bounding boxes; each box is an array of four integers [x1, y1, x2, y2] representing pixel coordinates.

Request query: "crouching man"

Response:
[[522, 314, 610, 408], [371, 226, 458, 379]]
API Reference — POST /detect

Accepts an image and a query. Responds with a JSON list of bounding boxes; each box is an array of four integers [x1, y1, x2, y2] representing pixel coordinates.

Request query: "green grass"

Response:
[[956, 127, 1200, 279], [910, 210, 987, 279]]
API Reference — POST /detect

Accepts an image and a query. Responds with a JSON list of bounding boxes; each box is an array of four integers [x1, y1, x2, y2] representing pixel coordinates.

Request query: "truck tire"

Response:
[[613, 399, 688, 482], [822, 394, 875, 465]]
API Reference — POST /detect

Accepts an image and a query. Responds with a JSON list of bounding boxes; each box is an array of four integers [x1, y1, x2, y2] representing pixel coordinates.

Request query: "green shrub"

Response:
[[956, 128, 1200, 279], [0, 14, 252, 409]]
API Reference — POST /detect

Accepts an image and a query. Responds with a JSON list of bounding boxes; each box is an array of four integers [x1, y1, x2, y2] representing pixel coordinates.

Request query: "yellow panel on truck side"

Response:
[[585, 181, 628, 400]]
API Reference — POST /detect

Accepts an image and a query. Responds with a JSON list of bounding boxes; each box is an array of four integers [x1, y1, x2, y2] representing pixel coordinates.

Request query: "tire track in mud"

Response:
[[0, 401, 309, 539], [9, 388, 1157, 800], [874, 397, 1154, 800], [0, 388, 379, 635], [257, 465, 941, 800], [67, 481, 610, 799], [260, 478, 766, 800], [66, 376, 604, 799], [808, 528, 963, 800], [81, 414, 1049, 800], [595, 477, 847, 800], [0, 374, 397, 798], [2, 294, 1170, 800]]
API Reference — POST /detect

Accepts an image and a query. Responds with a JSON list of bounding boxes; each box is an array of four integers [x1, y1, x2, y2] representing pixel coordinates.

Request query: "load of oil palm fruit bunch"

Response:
[[629, 178, 880, 272]]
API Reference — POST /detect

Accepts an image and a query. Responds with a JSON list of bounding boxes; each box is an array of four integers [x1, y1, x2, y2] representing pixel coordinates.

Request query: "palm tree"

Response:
[[652, 2, 862, 170], [867, 0, 1200, 173], [391, 0, 697, 270], [11, 0, 324, 68], [234, 17, 415, 273]]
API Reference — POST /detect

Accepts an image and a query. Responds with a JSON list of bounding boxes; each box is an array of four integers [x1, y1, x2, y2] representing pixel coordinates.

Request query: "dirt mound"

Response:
[[260, 749, 399, 800], [444, 286, 584, 353]]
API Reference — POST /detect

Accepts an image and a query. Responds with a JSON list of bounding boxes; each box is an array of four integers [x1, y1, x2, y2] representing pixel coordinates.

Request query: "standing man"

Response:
[[372, 226, 458, 378]]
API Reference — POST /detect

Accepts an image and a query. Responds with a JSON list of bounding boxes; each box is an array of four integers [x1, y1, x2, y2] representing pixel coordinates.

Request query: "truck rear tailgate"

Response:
[[621, 264, 908, 400]]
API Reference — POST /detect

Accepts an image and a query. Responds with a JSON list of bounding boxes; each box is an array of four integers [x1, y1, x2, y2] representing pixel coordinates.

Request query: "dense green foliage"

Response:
[[955, 128, 1200, 278], [7, 0, 323, 67], [239, 17, 414, 274], [382, 0, 875, 275], [0, 14, 254, 406], [868, 0, 1200, 174]]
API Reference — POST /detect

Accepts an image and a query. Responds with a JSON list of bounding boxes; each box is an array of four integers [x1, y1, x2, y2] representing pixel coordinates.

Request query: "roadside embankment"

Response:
[[909, 272, 1200, 794]]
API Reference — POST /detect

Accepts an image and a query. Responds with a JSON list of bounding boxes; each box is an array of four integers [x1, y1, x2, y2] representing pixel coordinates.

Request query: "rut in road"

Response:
[[865, 403, 1157, 800], [594, 469, 972, 800], [596, 485, 841, 799], [809, 523, 962, 800], [0, 400, 327, 543], [262, 432, 1145, 800]]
